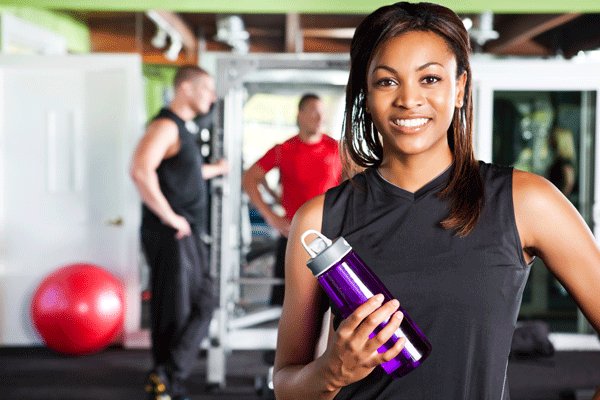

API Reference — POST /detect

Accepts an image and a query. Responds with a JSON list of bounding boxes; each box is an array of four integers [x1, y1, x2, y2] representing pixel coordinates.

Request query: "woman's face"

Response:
[[366, 30, 466, 160]]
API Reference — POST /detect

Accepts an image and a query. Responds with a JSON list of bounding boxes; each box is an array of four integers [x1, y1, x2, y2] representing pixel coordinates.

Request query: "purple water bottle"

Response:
[[300, 229, 431, 378]]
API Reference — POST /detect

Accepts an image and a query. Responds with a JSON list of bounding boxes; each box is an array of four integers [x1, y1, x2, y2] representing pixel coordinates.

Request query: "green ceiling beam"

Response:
[[0, 7, 90, 52], [1, 0, 600, 13]]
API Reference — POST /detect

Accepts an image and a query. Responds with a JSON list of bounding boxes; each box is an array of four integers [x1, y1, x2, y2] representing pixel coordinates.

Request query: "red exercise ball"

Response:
[[31, 263, 125, 355]]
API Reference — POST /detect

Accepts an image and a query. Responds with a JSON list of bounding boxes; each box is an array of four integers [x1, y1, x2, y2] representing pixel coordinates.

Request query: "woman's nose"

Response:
[[393, 82, 424, 109]]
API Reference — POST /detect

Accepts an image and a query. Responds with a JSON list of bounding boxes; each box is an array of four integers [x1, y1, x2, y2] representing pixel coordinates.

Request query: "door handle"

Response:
[[106, 216, 123, 226]]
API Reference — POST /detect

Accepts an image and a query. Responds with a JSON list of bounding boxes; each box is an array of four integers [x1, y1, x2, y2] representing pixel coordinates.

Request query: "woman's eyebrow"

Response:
[[417, 62, 444, 71], [372, 61, 445, 74]]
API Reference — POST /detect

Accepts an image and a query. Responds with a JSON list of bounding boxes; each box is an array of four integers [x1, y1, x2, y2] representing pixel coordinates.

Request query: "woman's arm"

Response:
[[513, 170, 600, 332], [273, 195, 406, 400], [272, 195, 339, 399]]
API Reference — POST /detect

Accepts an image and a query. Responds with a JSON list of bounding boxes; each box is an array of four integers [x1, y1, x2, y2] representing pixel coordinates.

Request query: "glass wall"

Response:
[[492, 90, 596, 332]]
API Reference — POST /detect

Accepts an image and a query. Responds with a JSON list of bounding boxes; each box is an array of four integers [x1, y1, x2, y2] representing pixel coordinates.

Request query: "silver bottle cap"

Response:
[[301, 229, 352, 276]]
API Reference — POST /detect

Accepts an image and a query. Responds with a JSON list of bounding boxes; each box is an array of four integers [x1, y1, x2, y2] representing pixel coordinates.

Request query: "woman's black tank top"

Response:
[[322, 162, 530, 400], [141, 108, 207, 232]]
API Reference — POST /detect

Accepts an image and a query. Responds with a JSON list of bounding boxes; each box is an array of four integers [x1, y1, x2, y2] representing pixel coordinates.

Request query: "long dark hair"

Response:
[[342, 1, 483, 236]]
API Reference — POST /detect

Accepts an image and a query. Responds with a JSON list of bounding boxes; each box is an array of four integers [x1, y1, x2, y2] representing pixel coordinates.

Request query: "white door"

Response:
[[0, 55, 144, 345]]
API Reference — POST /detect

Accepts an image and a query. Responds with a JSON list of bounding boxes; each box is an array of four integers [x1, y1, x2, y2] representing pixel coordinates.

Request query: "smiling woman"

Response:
[[272, 2, 600, 400], [366, 31, 465, 176]]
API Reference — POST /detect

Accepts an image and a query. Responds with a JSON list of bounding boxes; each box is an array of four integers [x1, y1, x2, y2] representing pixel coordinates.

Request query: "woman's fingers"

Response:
[[338, 294, 385, 335], [338, 296, 403, 355], [380, 334, 406, 363], [325, 296, 407, 384], [375, 311, 405, 357], [354, 299, 400, 341], [365, 310, 403, 351]]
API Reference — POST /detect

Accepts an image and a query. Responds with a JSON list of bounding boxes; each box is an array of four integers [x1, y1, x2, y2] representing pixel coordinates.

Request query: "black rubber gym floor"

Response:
[[0, 346, 598, 399]]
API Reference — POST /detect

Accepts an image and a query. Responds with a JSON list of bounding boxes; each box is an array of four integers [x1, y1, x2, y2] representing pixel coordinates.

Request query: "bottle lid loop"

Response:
[[300, 229, 332, 257]]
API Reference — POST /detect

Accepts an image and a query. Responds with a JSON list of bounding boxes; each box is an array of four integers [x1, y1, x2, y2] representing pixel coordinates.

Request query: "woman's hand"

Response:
[[321, 294, 405, 389]]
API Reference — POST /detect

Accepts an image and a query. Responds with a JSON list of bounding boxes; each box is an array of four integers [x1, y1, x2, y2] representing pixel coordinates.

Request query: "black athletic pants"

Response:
[[270, 236, 287, 306], [141, 228, 215, 383]]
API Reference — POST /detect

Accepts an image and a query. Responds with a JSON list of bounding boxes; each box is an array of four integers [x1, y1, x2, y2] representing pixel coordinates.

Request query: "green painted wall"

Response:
[[2, 0, 600, 13], [0, 7, 90, 52], [143, 64, 177, 123]]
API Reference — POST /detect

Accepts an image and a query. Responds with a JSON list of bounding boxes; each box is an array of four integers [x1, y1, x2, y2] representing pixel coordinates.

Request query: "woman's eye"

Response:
[[376, 78, 396, 87], [422, 76, 441, 84]]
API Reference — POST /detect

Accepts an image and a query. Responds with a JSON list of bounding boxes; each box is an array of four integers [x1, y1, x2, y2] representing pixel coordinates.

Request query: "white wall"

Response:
[[0, 54, 146, 346]]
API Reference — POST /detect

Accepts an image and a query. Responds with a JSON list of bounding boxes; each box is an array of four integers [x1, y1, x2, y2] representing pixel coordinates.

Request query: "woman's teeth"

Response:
[[393, 118, 429, 127]]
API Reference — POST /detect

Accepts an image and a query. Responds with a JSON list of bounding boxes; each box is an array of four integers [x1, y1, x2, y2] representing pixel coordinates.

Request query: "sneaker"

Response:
[[145, 370, 171, 400], [169, 376, 189, 400]]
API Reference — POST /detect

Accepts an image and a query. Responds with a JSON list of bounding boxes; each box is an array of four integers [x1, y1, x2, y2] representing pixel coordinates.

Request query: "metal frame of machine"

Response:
[[207, 53, 350, 388]]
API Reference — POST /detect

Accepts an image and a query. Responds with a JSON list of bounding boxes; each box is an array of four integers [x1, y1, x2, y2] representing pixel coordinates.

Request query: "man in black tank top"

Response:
[[131, 66, 228, 400]]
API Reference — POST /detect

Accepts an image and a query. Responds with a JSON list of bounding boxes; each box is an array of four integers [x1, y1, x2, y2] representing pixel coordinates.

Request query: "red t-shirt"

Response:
[[257, 134, 342, 219]]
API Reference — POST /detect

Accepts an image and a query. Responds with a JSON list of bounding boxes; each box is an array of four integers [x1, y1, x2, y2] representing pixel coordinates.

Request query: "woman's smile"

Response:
[[389, 117, 432, 134]]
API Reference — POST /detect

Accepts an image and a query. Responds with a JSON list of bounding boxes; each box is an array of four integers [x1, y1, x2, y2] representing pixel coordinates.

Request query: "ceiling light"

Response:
[[146, 10, 184, 61], [469, 11, 499, 47], [214, 15, 250, 53], [151, 27, 167, 48], [165, 33, 183, 61]]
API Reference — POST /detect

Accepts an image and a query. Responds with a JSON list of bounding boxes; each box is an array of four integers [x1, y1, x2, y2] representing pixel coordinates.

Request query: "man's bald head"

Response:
[[173, 65, 210, 89]]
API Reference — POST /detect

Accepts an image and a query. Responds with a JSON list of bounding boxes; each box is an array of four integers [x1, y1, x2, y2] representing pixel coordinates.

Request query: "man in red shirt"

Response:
[[242, 93, 342, 305]]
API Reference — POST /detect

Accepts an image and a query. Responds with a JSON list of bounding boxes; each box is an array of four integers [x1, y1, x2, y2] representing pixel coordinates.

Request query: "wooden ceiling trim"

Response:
[[303, 28, 355, 39], [285, 13, 302, 53], [486, 13, 581, 53], [303, 37, 350, 53], [245, 27, 281, 38], [492, 39, 553, 56], [142, 52, 196, 65], [83, 10, 600, 62]]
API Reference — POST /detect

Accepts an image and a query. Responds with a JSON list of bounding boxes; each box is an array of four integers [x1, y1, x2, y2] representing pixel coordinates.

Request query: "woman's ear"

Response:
[[455, 71, 467, 108]]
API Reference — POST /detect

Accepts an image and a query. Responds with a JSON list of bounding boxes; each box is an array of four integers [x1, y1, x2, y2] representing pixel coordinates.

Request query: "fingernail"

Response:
[[373, 294, 384, 303], [395, 311, 403, 319], [391, 299, 400, 308]]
